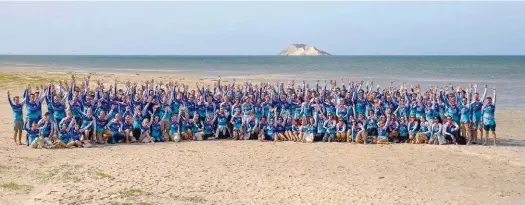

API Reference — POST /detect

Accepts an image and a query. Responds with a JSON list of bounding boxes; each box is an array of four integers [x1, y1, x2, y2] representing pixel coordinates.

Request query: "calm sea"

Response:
[[0, 55, 524, 108]]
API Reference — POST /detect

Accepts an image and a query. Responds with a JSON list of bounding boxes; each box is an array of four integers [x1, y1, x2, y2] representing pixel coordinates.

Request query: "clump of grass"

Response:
[[119, 188, 148, 198], [111, 202, 152, 205], [1, 182, 32, 192], [0, 164, 8, 170], [170, 194, 207, 203], [95, 171, 111, 178], [497, 190, 522, 197], [42, 164, 82, 183]]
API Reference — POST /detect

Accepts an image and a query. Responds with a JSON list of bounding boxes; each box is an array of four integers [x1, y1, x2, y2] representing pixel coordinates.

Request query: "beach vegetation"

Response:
[[119, 188, 149, 198], [111, 202, 152, 205], [1, 182, 32, 192], [95, 171, 111, 178]]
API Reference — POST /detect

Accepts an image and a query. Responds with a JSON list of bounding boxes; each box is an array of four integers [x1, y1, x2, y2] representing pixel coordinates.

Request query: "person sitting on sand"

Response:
[[122, 115, 137, 143], [55, 122, 73, 148], [244, 111, 258, 140], [284, 117, 294, 141], [388, 114, 399, 143], [261, 117, 277, 142], [408, 115, 419, 144], [200, 114, 215, 140], [376, 116, 390, 144], [443, 116, 459, 145], [167, 113, 181, 142], [231, 110, 244, 140], [75, 107, 96, 142], [335, 118, 346, 142], [139, 118, 154, 143], [397, 116, 409, 143], [303, 118, 316, 143], [429, 117, 444, 145], [257, 117, 267, 140], [37, 113, 55, 139], [190, 113, 201, 140], [69, 121, 93, 148], [275, 115, 287, 141], [149, 114, 165, 142], [322, 113, 337, 142], [93, 109, 114, 144], [416, 116, 430, 144], [24, 120, 40, 147], [105, 113, 125, 144]]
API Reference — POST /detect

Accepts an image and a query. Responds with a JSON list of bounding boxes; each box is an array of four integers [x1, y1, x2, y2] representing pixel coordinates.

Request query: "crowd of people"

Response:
[[7, 75, 498, 149]]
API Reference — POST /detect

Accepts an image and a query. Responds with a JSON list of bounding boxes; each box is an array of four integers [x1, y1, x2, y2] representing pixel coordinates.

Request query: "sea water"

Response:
[[1, 55, 523, 108]]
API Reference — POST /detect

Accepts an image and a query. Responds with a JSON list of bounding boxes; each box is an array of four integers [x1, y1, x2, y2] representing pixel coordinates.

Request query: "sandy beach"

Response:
[[0, 70, 524, 205]]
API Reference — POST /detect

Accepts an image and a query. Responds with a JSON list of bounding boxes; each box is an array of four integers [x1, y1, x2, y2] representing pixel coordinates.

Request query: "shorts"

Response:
[[399, 134, 409, 142], [14, 120, 23, 131], [28, 118, 40, 126], [314, 133, 325, 142], [112, 132, 125, 141], [162, 119, 170, 132], [366, 128, 378, 136], [471, 120, 481, 130], [132, 128, 141, 140], [97, 129, 112, 137], [483, 124, 496, 131], [203, 133, 214, 140], [41, 133, 50, 138], [264, 134, 274, 141]]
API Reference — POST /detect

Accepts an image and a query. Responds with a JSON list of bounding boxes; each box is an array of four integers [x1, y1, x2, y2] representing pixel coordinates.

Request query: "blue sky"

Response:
[[0, 1, 524, 55]]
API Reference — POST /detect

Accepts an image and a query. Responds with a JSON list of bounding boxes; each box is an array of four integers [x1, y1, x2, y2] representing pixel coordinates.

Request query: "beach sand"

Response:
[[0, 71, 524, 205]]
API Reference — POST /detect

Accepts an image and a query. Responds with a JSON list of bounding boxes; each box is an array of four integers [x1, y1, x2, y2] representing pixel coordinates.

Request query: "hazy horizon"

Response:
[[1, 1, 524, 55]]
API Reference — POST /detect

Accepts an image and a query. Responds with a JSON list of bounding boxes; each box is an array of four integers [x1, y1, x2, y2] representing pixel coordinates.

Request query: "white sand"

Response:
[[0, 71, 524, 205]]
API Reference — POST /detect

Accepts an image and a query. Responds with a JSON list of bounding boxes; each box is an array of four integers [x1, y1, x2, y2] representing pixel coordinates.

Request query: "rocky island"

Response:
[[279, 44, 330, 56]]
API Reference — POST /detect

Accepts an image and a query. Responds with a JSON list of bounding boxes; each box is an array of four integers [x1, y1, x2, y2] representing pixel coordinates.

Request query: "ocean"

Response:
[[0, 55, 524, 108]]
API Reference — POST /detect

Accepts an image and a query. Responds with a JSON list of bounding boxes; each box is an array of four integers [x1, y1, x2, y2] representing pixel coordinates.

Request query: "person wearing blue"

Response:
[[443, 116, 460, 145], [24, 86, 45, 127], [7, 91, 25, 145], [149, 111, 165, 142], [482, 87, 497, 146], [262, 117, 277, 142], [23, 120, 40, 147], [122, 115, 137, 143], [417, 116, 431, 144], [243, 111, 258, 140], [105, 113, 125, 144], [69, 120, 93, 147], [322, 113, 337, 142], [470, 84, 486, 144], [429, 117, 444, 145], [459, 92, 472, 145], [230, 110, 244, 140], [376, 116, 391, 144], [37, 113, 55, 139], [214, 107, 230, 139]]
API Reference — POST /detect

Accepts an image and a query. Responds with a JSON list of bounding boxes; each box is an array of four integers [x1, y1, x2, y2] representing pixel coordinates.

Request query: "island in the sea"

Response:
[[279, 44, 331, 56]]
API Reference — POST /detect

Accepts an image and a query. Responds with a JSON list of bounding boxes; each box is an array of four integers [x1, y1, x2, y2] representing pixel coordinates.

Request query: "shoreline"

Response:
[[1, 68, 523, 108]]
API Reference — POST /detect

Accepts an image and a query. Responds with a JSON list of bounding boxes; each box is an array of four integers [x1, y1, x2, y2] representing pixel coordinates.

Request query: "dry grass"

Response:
[[1, 182, 32, 192], [95, 171, 112, 179], [119, 188, 149, 198]]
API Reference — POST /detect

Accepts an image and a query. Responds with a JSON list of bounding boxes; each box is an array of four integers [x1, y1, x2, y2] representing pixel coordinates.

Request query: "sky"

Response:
[[0, 1, 524, 55]]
